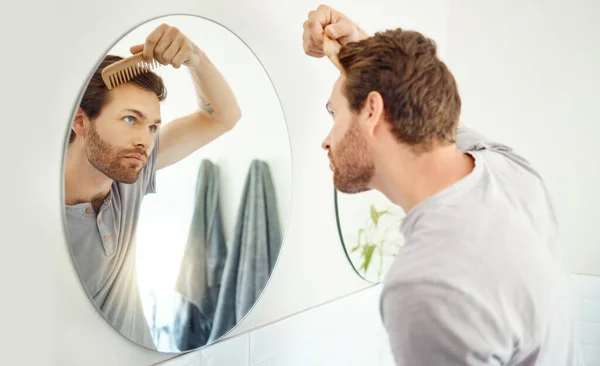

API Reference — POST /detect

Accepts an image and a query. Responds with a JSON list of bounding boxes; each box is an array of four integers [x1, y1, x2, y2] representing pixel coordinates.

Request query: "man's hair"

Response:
[[338, 28, 461, 152], [70, 55, 167, 143]]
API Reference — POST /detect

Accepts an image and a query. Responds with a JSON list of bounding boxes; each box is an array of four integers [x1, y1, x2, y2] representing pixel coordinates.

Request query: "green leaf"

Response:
[[370, 205, 392, 228], [350, 245, 360, 253], [370, 205, 378, 226], [359, 244, 377, 272]]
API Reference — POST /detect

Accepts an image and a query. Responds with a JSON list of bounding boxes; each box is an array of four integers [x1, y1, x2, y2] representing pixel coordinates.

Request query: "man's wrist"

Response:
[[357, 26, 370, 41]]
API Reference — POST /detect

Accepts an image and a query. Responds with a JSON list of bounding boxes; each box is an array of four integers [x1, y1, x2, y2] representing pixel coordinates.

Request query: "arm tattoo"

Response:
[[199, 95, 215, 115]]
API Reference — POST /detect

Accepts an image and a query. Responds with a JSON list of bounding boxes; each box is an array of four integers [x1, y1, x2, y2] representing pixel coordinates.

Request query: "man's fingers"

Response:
[[324, 19, 357, 44], [308, 6, 332, 28], [143, 25, 167, 62], [171, 51, 186, 69], [129, 44, 144, 55], [161, 34, 183, 65], [306, 45, 326, 58], [305, 20, 325, 50], [154, 29, 178, 65]]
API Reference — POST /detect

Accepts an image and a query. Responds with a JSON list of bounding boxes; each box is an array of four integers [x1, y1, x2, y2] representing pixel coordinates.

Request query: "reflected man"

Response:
[[63, 24, 241, 349]]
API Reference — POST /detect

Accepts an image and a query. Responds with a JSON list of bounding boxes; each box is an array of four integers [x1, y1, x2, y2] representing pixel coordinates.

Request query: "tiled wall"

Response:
[[572, 273, 600, 365], [159, 274, 600, 366]]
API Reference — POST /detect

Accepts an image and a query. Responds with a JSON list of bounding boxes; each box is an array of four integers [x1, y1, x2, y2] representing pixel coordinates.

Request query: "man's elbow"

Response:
[[221, 107, 241, 131]]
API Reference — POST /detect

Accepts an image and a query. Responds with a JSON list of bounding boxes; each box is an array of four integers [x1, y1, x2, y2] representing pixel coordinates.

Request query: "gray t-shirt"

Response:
[[65, 140, 159, 350], [381, 125, 583, 365]]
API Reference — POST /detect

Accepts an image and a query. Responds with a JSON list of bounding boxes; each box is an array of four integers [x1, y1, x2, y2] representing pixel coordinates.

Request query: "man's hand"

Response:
[[302, 5, 369, 58], [130, 23, 200, 69]]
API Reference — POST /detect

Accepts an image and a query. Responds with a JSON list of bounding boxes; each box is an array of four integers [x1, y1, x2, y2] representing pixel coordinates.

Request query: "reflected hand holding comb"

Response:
[[102, 23, 203, 90]]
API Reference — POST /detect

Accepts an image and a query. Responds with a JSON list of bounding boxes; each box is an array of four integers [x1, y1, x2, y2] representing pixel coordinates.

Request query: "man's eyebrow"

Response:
[[123, 108, 161, 124]]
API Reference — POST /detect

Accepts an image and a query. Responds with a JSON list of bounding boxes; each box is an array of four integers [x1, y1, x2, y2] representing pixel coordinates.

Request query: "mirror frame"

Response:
[[333, 188, 380, 285]]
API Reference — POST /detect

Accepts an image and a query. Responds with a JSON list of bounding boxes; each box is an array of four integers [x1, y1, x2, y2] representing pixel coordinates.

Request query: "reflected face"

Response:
[[322, 76, 375, 194], [85, 83, 162, 183]]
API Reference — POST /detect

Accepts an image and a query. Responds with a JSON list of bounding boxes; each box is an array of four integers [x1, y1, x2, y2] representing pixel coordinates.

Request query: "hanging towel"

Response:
[[173, 159, 227, 351], [208, 159, 282, 342]]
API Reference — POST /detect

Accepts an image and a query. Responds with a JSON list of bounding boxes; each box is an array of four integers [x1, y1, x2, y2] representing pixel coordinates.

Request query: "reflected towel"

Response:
[[173, 159, 227, 350], [209, 159, 282, 342]]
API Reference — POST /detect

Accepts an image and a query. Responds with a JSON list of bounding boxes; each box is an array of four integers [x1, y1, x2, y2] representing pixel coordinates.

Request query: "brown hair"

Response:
[[70, 55, 167, 143], [338, 28, 461, 152]]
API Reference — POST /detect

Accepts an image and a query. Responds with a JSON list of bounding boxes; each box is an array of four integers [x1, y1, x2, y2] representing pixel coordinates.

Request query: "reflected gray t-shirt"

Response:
[[381, 126, 583, 365], [65, 141, 159, 350]]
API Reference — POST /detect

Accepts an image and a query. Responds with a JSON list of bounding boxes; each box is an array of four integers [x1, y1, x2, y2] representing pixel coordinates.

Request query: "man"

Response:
[[64, 23, 241, 349], [303, 5, 582, 365]]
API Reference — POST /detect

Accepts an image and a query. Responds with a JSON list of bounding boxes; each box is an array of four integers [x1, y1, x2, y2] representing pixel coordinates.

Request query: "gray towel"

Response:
[[173, 159, 227, 350], [208, 159, 282, 342]]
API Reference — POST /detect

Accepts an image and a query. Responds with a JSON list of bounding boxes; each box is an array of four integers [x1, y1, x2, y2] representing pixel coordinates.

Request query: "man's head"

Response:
[[71, 55, 167, 183], [322, 28, 461, 194]]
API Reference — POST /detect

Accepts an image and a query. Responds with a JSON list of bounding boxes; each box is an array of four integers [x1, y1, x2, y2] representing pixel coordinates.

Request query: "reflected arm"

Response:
[[156, 47, 242, 170]]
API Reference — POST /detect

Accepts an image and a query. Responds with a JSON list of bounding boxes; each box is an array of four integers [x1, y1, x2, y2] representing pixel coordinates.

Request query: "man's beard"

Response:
[[85, 124, 148, 184], [330, 120, 375, 194]]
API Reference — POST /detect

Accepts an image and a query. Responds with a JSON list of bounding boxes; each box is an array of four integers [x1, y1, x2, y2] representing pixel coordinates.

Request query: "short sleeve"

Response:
[[380, 282, 513, 366], [456, 125, 543, 181], [143, 134, 159, 195]]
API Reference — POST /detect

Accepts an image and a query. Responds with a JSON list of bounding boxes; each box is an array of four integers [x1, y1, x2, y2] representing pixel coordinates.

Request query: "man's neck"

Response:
[[64, 142, 113, 211], [372, 143, 475, 213]]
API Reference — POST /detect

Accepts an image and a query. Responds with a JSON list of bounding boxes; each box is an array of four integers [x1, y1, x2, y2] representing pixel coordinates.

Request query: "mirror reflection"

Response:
[[335, 189, 405, 283], [62, 15, 291, 352]]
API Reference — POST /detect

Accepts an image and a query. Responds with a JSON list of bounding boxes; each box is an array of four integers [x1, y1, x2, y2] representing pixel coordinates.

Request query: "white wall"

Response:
[[444, 0, 600, 275], [1, 0, 449, 365]]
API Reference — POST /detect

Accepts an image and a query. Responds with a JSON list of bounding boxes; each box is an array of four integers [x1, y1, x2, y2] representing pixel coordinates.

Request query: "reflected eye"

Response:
[[149, 125, 158, 133], [123, 116, 135, 124]]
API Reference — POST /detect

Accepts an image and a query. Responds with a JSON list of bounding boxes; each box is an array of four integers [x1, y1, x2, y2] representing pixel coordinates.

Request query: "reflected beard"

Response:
[[86, 124, 146, 184], [331, 121, 374, 194]]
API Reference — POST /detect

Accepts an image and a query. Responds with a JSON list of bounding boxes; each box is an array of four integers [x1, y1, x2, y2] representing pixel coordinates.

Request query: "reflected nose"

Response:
[[133, 132, 153, 154]]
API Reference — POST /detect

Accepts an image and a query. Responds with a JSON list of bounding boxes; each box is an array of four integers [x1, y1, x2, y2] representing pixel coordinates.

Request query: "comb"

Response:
[[101, 52, 161, 90], [323, 35, 343, 72]]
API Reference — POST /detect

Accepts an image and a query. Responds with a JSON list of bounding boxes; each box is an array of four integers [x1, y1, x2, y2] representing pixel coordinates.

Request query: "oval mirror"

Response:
[[61, 14, 291, 353], [335, 189, 405, 283]]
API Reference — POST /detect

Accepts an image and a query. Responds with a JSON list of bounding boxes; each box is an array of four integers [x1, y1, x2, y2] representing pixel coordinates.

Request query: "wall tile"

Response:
[[579, 298, 600, 323], [581, 344, 600, 366], [579, 320, 600, 346], [156, 334, 249, 366], [572, 274, 600, 300]]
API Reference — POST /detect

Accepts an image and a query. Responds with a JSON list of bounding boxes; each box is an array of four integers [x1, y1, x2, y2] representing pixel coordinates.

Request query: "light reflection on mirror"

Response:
[[62, 14, 291, 353], [335, 189, 405, 283]]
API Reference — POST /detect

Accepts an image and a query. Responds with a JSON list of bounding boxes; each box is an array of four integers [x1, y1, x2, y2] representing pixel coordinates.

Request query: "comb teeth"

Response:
[[101, 54, 162, 90]]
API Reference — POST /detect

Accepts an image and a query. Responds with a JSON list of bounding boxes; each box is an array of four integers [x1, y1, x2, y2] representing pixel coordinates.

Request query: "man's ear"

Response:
[[364, 91, 386, 137], [72, 108, 88, 140]]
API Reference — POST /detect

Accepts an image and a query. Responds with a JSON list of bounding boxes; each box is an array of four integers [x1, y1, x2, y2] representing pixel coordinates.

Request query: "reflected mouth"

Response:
[[123, 154, 147, 163]]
